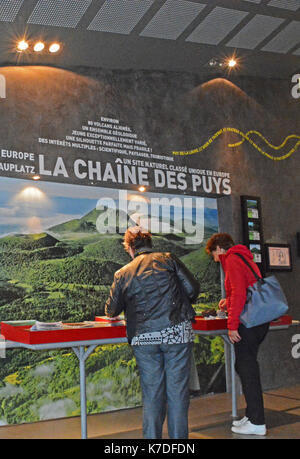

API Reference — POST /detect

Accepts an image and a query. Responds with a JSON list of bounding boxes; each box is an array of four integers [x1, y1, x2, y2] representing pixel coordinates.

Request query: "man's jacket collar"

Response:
[[134, 247, 154, 258]]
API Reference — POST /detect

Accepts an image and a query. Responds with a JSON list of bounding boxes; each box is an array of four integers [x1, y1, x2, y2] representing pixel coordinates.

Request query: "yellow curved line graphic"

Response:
[[228, 130, 300, 150], [172, 127, 300, 161]]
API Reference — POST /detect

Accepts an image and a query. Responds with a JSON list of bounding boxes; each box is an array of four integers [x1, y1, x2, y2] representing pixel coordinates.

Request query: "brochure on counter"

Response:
[[30, 317, 125, 331]]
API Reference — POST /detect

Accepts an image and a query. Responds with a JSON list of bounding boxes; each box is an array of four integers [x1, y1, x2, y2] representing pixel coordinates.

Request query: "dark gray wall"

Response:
[[1, 64, 299, 389]]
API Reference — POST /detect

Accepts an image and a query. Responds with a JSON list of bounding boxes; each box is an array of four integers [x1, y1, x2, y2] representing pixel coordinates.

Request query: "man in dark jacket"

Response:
[[105, 226, 200, 439]]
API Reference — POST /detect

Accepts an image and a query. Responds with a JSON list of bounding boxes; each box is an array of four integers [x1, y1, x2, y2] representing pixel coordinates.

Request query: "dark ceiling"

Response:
[[0, 0, 299, 79]]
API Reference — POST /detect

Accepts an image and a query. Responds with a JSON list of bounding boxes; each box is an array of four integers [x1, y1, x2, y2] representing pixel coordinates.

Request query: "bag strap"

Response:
[[234, 253, 261, 281]]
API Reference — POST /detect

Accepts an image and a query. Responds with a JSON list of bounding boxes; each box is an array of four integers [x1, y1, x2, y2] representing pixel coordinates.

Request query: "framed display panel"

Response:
[[241, 196, 264, 272], [265, 243, 292, 272]]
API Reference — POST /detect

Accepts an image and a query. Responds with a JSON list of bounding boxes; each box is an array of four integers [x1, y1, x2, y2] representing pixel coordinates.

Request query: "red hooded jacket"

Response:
[[219, 245, 262, 330]]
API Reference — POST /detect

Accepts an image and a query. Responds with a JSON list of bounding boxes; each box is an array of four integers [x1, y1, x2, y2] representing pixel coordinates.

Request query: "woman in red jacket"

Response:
[[206, 233, 269, 436]]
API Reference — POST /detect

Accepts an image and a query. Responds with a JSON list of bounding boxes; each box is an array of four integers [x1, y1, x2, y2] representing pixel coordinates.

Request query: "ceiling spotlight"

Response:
[[17, 40, 29, 52], [16, 38, 62, 55], [32, 175, 41, 181], [228, 58, 237, 68], [208, 58, 217, 67], [138, 186, 146, 192], [34, 42, 45, 52], [49, 43, 60, 53], [206, 58, 225, 69]]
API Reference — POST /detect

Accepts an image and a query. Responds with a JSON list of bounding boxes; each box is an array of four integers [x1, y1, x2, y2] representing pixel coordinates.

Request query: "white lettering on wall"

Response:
[[291, 74, 300, 99], [291, 334, 300, 359], [0, 74, 6, 99]]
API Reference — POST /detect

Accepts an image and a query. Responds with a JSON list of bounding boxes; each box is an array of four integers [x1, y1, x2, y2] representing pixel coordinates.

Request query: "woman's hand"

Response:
[[218, 298, 227, 311], [228, 329, 241, 344]]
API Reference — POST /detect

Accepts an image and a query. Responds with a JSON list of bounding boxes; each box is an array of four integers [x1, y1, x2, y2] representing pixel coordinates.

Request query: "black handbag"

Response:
[[235, 253, 289, 328]]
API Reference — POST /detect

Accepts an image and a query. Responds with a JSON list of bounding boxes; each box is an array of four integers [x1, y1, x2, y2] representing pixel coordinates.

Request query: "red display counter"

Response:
[[193, 314, 292, 330], [0, 321, 126, 345], [193, 316, 228, 330], [0, 314, 296, 439], [1, 315, 292, 345]]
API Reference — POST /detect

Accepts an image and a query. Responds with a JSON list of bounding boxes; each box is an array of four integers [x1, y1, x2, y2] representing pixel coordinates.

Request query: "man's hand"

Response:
[[228, 329, 241, 344]]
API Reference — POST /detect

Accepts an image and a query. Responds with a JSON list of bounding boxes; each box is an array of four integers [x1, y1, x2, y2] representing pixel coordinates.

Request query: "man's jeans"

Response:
[[133, 342, 192, 439]]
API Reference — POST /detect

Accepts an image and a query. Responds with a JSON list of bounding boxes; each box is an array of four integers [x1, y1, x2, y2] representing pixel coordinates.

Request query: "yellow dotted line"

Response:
[[172, 127, 300, 161]]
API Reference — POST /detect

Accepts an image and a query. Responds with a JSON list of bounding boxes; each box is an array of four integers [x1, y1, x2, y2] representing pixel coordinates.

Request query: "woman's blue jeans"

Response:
[[132, 342, 193, 439]]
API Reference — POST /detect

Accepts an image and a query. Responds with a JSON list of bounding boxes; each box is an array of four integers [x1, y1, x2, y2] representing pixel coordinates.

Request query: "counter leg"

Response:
[[224, 338, 231, 393], [80, 347, 87, 439], [222, 335, 237, 418], [73, 345, 97, 439], [230, 342, 237, 418]]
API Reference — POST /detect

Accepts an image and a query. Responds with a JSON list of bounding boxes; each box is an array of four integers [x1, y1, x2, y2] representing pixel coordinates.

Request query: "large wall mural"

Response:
[[0, 64, 299, 424], [0, 177, 222, 425]]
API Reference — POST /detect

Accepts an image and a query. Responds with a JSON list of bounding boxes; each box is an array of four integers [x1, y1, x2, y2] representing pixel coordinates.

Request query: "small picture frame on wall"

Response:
[[241, 195, 264, 272], [265, 243, 292, 272], [246, 199, 259, 219], [249, 243, 262, 263]]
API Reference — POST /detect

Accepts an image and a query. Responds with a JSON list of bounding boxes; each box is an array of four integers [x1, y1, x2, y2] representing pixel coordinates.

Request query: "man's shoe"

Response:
[[231, 420, 266, 436], [232, 416, 249, 427]]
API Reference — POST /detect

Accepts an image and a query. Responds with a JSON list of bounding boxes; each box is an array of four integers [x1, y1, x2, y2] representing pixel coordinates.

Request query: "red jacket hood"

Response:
[[219, 244, 253, 270]]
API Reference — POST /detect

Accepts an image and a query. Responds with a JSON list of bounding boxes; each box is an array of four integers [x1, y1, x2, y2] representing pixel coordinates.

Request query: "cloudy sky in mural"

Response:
[[0, 177, 218, 240]]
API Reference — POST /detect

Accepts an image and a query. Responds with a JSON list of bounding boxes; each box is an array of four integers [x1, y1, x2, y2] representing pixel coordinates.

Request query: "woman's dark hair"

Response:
[[205, 232, 235, 255], [123, 226, 152, 252]]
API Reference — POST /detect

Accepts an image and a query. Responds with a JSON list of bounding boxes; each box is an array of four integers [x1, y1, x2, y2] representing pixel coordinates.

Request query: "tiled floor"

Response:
[[0, 385, 299, 439]]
